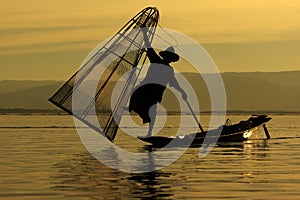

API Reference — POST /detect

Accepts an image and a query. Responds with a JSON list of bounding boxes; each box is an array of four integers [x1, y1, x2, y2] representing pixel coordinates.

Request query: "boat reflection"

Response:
[[50, 139, 269, 199], [50, 148, 174, 199]]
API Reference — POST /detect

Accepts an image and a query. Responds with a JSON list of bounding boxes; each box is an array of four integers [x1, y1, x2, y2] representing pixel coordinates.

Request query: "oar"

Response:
[[185, 100, 204, 133], [263, 124, 271, 139]]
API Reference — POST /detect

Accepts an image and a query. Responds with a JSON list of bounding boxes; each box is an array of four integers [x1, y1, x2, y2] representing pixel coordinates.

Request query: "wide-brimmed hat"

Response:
[[159, 46, 179, 62]]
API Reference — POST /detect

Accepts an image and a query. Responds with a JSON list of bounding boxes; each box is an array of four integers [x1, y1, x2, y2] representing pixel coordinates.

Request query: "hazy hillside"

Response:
[[160, 71, 300, 112], [0, 80, 61, 94], [221, 72, 300, 111], [0, 71, 299, 112], [0, 81, 64, 109]]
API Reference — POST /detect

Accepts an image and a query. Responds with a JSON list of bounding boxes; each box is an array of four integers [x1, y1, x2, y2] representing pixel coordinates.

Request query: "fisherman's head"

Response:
[[159, 46, 179, 63]]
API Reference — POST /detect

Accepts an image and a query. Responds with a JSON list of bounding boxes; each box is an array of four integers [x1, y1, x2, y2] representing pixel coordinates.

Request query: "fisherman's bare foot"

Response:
[[146, 132, 152, 137]]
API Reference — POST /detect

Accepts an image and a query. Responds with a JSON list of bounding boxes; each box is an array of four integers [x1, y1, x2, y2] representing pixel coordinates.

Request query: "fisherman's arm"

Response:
[[169, 74, 187, 100], [142, 28, 161, 63]]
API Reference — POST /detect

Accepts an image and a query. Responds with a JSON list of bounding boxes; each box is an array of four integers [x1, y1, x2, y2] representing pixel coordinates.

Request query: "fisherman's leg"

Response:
[[147, 104, 157, 137]]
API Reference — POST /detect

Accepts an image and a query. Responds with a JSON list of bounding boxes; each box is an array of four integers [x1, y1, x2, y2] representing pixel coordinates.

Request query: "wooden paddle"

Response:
[[185, 100, 204, 133]]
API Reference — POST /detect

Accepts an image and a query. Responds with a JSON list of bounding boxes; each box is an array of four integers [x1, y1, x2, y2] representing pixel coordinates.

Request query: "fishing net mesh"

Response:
[[49, 7, 159, 141]]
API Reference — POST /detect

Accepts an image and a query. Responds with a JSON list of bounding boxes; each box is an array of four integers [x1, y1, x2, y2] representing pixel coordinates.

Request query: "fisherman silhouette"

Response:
[[129, 29, 187, 137]]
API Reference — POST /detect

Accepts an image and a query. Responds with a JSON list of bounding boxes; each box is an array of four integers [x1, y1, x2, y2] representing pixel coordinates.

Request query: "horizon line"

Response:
[[1, 69, 300, 81]]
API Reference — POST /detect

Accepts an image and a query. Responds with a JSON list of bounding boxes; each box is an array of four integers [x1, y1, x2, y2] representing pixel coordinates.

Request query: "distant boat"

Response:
[[137, 114, 272, 147]]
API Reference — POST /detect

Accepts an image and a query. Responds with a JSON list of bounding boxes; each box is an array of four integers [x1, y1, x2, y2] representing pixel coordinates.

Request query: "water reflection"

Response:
[[243, 140, 269, 160], [51, 150, 173, 199], [128, 171, 173, 199], [51, 140, 271, 199], [214, 140, 271, 184], [1, 115, 299, 199]]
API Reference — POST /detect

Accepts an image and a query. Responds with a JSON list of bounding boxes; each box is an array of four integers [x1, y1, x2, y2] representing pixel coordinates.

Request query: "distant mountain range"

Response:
[[0, 71, 299, 113], [0, 80, 64, 110]]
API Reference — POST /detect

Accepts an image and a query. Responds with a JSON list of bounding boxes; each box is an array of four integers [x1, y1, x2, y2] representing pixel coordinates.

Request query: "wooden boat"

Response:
[[137, 114, 272, 147]]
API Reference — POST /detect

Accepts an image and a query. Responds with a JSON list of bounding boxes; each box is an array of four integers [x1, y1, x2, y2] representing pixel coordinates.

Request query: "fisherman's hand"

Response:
[[181, 91, 187, 100], [141, 28, 151, 48]]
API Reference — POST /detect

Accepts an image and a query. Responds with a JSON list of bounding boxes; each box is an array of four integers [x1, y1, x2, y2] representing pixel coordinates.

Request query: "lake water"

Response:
[[0, 114, 299, 199]]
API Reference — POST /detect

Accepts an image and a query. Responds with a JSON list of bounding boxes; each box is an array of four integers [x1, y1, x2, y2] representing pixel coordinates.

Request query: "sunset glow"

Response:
[[1, 0, 299, 79]]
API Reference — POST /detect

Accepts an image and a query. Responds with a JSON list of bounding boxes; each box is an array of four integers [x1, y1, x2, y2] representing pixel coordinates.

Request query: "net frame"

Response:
[[49, 7, 159, 141]]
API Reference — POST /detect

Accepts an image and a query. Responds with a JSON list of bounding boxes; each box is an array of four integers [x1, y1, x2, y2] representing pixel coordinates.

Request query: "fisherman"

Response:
[[129, 29, 187, 137]]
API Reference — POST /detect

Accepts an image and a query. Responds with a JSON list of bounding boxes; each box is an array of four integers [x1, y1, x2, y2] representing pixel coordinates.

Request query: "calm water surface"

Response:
[[0, 114, 299, 199]]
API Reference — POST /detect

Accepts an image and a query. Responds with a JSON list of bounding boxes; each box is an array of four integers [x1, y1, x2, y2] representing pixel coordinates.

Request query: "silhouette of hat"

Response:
[[159, 46, 179, 62]]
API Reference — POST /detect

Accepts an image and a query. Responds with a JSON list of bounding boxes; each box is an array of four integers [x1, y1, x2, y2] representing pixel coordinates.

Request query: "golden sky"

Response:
[[1, 0, 300, 80]]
